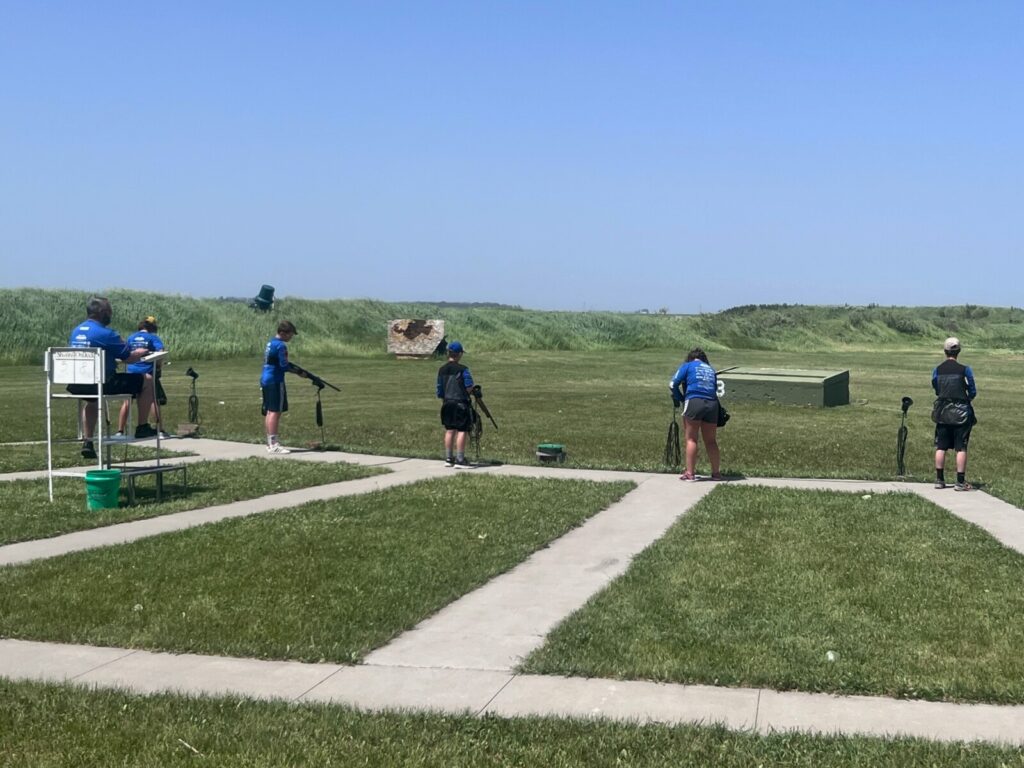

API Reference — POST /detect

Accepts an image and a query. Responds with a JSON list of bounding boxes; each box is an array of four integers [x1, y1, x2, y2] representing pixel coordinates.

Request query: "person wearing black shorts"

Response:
[[436, 341, 476, 468], [932, 337, 977, 491]]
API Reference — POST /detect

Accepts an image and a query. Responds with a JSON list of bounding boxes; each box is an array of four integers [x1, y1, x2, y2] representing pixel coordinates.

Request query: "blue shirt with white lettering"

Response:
[[125, 331, 165, 374], [669, 360, 718, 403], [68, 319, 130, 379]]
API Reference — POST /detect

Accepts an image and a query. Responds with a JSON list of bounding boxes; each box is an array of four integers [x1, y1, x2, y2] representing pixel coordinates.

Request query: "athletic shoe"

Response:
[[267, 443, 291, 454], [679, 472, 697, 482], [453, 458, 471, 469], [134, 424, 158, 439], [933, 480, 946, 489], [954, 482, 973, 492], [444, 458, 455, 468], [711, 473, 724, 481], [114, 431, 125, 438], [158, 431, 172, 439], [81, 441, 96, 460]]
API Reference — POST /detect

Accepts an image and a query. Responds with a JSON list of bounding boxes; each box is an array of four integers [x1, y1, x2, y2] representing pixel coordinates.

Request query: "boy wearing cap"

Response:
[[436, 340, 475, 467], [261, 320, 299, 454], [932, 337, 977, 491], [118, 316, 167, 437]]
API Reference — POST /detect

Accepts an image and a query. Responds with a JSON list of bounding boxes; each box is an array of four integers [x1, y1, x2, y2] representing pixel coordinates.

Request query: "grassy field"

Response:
[[0, 458, 387, 545], [522, 486, 1024, 704], [2, 680, 1022, 767], [3, 347, 1022, 506], [0, 475, 632, 662]]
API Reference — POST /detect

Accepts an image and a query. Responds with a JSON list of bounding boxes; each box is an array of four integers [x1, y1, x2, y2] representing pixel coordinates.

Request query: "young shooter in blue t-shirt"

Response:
[[117, 316, 167, 437], [260, 320, 304, 453]]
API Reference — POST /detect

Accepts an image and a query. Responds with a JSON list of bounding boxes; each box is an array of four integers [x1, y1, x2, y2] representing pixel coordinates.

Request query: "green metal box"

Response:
[[718, 368, 850, 407]]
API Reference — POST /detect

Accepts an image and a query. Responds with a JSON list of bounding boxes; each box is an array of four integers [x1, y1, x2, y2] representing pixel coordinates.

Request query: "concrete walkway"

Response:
[[2, 440, 1023, 746]]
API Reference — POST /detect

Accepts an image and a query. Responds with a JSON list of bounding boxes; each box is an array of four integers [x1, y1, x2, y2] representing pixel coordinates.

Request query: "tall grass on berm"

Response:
[[3, 288, 1024, 363]]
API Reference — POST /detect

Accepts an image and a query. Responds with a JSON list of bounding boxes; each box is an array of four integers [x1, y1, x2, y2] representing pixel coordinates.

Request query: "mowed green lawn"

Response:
[[0, 458, 387, 545], [3, 348, 1020, 505], [3, 681, 1022, 768], [0, 475, 632, 662], [522, 485, 1024, 704]]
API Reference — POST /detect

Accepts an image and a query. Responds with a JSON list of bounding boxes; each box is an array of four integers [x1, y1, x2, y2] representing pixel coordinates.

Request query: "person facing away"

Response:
[[118, 316, 168, 437], [932, 336, 977, 491], [669, 347, 722, 482], [67, 296, 154, 458], [260, 320, 301, 454], [436, 340, 475, 468]]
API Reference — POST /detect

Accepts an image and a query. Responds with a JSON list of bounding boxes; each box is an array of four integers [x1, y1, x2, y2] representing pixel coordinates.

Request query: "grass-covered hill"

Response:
[[2, 288, 1023, 364]]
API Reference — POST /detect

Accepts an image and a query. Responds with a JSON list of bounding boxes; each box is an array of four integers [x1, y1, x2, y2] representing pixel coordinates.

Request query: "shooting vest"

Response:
[[932, 359, 972, 426], [933, 359, 970, 401], [438, 362, 470, 403]]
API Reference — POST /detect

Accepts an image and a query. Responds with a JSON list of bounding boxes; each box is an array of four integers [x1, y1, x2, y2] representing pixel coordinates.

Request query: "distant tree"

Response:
[[657, 307, 669, 315]]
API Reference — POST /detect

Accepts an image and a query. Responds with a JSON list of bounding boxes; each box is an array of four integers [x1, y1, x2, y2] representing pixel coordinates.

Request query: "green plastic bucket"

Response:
[[85, 469, 121, 510]]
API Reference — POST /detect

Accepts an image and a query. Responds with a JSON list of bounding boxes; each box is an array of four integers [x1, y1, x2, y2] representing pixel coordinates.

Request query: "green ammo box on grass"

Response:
[[536, 443, 566, 463], [718, 368, 850, 407]]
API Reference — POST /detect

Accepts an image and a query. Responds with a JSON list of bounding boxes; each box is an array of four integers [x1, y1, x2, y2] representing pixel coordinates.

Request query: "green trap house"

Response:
[[718, 368, 849, 407]]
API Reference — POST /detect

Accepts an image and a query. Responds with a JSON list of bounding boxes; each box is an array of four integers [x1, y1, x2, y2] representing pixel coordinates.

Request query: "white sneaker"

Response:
[[267, 444, 291, 454], [114, 431, 125, 438]]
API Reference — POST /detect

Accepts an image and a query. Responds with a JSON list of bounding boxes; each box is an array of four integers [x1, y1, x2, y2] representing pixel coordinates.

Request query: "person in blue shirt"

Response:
[[669, 347, 722, 482], [931, 337, 978, 491], [436, 341, 476, 467], [67, 296, 154, 458], [117, 316, 168, 437], [261, 320, 302, 454]]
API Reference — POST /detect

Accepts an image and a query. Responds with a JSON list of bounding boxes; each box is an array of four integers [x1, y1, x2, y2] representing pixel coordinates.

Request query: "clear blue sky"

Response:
[[2, 2, 1020, 312]]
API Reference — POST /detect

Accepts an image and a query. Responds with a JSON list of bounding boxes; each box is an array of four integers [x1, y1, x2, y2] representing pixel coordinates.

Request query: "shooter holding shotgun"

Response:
[[260, 320, 303, 454]]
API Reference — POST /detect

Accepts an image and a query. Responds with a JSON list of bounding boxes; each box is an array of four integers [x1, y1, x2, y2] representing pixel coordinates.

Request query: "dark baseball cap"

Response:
[[448, 341, 464, 354]]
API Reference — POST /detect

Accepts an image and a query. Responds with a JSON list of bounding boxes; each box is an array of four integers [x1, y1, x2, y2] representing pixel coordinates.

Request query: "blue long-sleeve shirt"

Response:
[[669, 360, 718, 404]]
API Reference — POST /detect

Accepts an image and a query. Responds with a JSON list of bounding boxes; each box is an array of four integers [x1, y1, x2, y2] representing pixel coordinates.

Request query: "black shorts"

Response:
[[262, 382, 288, 414], [683, 397, 720, 424], [935, 423, 972, 452], [441, 401, 473, 432], [67, 373, 144, 397]]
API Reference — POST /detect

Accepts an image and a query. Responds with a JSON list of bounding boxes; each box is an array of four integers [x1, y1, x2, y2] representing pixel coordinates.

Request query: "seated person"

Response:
[[118, 315, 169, 438], [67, 296, 153, 458]]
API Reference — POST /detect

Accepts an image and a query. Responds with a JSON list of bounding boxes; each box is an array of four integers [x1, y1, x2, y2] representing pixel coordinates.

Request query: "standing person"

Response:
[[669, 347, 722, 482], [436, 341, 475, 468], [932, 337, 977, 491], [67, 296, 154, 459], [261, 320, 301, 454], [117, 316, 168, 438]]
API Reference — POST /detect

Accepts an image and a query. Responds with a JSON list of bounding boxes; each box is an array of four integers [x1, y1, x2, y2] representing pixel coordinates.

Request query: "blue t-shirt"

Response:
[[261, 337, 290, 386], [68, 318, 130, 379], [125, 331, 165, 374], [669, 360, 718, 403]]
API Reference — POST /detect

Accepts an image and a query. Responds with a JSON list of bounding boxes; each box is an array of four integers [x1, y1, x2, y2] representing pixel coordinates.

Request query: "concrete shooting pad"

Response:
[[2, 438, 1024, 745]]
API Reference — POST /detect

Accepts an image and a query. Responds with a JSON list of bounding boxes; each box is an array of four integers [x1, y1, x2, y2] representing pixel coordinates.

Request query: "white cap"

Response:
[[943, 337, 961, 352]]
